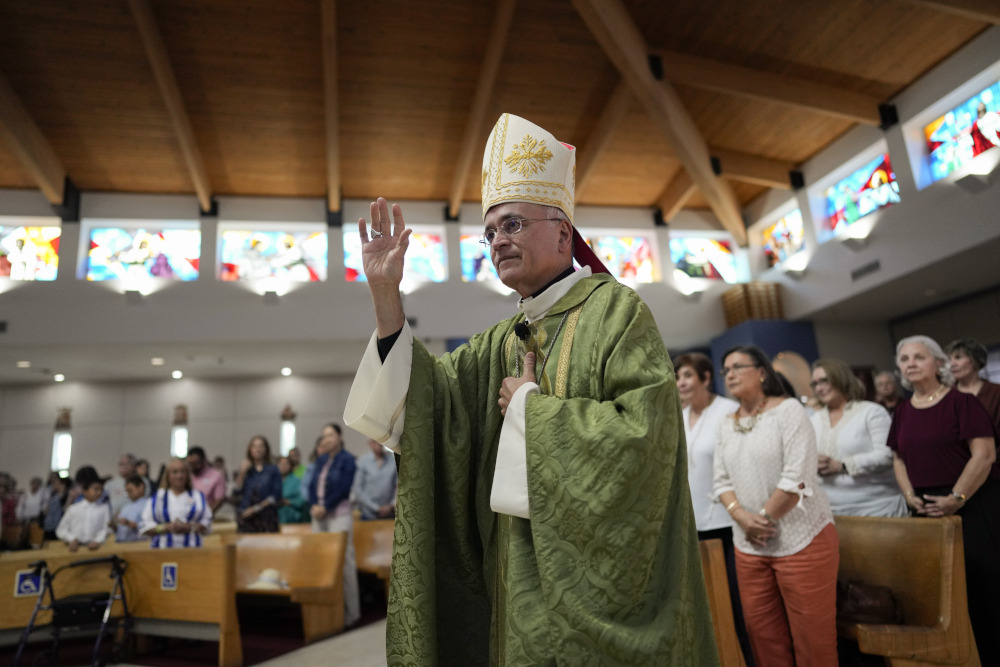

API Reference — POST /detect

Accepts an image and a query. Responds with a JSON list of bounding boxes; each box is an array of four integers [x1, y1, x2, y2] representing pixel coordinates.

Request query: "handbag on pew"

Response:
[[836, 579, 904, 624]]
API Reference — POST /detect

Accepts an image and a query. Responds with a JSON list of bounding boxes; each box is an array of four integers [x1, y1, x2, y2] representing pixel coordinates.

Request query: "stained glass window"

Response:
[[218, 229, 327, 282], [925, 81, 1000, 183], [459, 234, 499, 282], [85, 225, 200, 282], [343, 227, 447, 286], [0, 220, 60, 281], [585, 235, 656, 282], [668, 237, 737, 283], [761, 210, 805, 268], [821, 153, 900, 243]]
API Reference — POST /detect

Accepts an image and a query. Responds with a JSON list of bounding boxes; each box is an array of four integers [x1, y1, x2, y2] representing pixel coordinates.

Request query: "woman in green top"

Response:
[[277, 456, 308, 524]]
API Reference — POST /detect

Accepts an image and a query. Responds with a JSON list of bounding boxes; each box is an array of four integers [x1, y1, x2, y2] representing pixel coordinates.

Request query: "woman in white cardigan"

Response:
[[675, 352, 753, 666], [809, 358, 907, 517]]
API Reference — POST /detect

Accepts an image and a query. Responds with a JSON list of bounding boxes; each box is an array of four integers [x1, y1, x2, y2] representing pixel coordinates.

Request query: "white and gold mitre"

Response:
[[481, 113, 576, 222]]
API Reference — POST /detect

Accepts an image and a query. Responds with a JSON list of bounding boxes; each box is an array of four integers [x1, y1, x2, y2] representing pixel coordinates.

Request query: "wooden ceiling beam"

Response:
[[655, 170, 696, 222], [0, 71, 66, 205], [650, 49, 882, 126], [572, 0, 747, 245], [711, 148, 795, 190], [447, 0, 517, 220], [128, 0, 213, 213], [321, 0, 340, 216], [898, 0, 1000, 24], [576, 79, 632, 198]]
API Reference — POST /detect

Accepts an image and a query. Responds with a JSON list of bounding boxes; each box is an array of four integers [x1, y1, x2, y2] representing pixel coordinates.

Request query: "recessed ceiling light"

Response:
[[54, 374, 65, 382], [281, 367, 292, 376], [171, 370, 183, 379], [16, 361, 31, 368], [151, 357, 165, 366]]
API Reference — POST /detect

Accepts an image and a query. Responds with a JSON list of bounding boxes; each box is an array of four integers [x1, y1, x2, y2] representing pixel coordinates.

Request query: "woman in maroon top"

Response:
[[946, 337, 1000, 436], [888, 335, 999, 665]]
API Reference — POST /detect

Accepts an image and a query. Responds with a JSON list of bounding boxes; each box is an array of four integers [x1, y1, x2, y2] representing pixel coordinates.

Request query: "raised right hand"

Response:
[[358, 197, 411, 288]]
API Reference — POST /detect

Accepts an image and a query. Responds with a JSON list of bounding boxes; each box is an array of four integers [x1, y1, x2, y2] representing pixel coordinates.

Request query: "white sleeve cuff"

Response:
[[777, 477, 814, 511], [490, 382, 539, 519], [343, 323, 413, 454]]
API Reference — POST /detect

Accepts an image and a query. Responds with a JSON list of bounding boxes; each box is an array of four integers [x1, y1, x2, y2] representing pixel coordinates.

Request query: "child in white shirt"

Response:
[[56, 476, 110, 551]]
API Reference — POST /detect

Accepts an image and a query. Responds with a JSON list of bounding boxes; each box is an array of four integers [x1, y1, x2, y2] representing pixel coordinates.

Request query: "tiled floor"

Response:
[[256, 620, 387, 667]]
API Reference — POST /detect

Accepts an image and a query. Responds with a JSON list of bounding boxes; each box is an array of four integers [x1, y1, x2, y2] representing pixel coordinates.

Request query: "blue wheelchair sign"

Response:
[[161, 563, 178, 591], [14, 570, 40, 598]]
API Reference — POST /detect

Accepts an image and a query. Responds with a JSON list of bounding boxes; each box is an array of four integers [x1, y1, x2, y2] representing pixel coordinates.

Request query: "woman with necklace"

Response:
[[945, 337, 1000, 435], [888, 335, 999, 664], [235, 435, 282, 533], [713, 345, 837, 667], [809, 358, 906, 517], [140, 457, 211, 548], [674, 352, 752, 665]]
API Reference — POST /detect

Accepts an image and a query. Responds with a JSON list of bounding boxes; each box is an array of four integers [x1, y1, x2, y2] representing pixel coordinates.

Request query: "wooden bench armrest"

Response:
[[290, 585, 338, 605]]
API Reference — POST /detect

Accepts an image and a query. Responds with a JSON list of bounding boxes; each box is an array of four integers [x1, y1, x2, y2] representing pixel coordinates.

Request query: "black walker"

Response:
[[12, 555, 131, 666]]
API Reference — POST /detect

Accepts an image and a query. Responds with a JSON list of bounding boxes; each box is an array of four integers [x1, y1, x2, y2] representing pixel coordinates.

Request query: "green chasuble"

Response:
[[387, 273, 718, 666]]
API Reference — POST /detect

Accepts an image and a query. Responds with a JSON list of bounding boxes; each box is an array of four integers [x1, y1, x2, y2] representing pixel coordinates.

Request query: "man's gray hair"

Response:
[[543, 205, 570, 223], [895, 335, 954, 390]]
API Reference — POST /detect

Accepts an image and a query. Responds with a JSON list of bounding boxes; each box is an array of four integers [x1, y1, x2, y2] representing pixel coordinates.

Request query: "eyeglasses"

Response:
[[719, 363, 759, 376], [480, 216, 562, 246], [809, 378, 830, 389]]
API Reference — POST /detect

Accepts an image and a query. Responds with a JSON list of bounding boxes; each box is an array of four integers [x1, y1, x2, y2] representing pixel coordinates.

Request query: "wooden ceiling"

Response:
[[0, 0, 994, 241]]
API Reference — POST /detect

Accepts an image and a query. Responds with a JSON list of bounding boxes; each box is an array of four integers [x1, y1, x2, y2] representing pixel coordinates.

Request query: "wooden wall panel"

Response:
[[0, 0, 990, 212], [0, 0, 191, 194]]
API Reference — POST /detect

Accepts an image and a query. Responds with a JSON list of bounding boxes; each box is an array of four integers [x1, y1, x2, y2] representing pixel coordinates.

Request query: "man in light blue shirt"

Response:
[[351, 439, 397, 520], [115, 475, 149, 542]]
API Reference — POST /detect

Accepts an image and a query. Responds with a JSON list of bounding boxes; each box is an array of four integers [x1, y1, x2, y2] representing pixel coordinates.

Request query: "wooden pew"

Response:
[[352, 519, 393, 600], [0, 544, 242, 667], [279, 523, 312, 535], [835, 515, 980, 667], [221, 532, 347, 644], [699, 539, 746, 667]]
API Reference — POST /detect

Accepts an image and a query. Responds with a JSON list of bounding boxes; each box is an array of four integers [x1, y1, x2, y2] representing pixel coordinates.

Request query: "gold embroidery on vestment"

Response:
[[504, 134, 553, 178], [556, 304, 583, 398]]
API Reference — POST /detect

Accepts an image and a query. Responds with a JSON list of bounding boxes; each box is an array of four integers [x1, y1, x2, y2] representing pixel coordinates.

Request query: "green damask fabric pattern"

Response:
[[386, 273, 719, 666]]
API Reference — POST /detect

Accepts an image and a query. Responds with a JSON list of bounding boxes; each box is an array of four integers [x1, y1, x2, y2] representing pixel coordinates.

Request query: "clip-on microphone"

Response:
[[514, 322, 530, 341]]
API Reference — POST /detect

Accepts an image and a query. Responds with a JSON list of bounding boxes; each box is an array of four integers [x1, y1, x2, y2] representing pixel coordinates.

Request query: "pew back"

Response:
[[699, 539, 746, 667], [222, 532, 343, 590], [835, 515, 979, 667], [0, 545, 242, 666]]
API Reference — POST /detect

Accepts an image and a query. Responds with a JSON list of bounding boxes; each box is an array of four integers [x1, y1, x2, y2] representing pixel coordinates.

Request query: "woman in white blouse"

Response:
[[714, 345, 837, 667], [810, 358, 907, 517], [675, 352, 753, 665]]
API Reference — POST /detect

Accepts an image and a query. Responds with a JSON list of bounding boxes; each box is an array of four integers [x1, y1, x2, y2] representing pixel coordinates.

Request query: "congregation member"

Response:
[[714, 345, 837, 667], [345, 114, 714, 663], [134, 458, 154, 493], [351, 438, 397, 520], [56, 467, 111, 552], [187, 446, 227, 513], [307, 423, 360, 627], [140, 457, 212, 548], [888, 335, 1000, 664], [874, 370, 902, 416], [42, 475, 69, 541], [288, 447, 306, 478], [15, 476, 45, 524], [674, 352, 753, 666], [105, 454, 149, 521], [945, 337, 1000, 434], [810, 358, 907, 517], [277, 456, 308, 524], [235, 435, 282, 533], [115, 475, 149, 542]]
